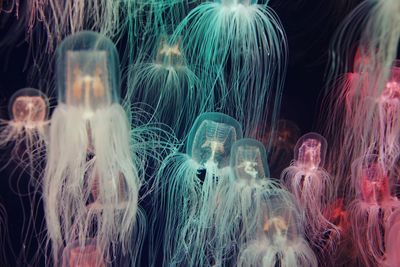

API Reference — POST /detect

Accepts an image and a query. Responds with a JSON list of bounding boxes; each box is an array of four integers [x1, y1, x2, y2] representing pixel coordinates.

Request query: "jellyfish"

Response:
[[211, 138, 283, 264], [348, 154, 400, 267], [282, 132, 338, 250], [237, 190, 317, 267], [127, 35, 204, 138], [261, 119, 301, 178], [43, 31, 142, 266], [172, 0, 287, 140], [0, 88, 49, 170], [61, 239, 106, 267], [383, 209, 400, 267], [153, 112, 242, 267]]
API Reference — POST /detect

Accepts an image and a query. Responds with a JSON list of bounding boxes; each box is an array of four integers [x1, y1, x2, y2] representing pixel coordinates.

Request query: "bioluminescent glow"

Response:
[[172, 0, 287, 140], [128, 35, 204, 138]]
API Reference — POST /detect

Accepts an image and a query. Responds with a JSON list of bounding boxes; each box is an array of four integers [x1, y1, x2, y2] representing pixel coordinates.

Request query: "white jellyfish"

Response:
[[211, 138, 283, 265], [43, 31, 142, 266], [237, 190, 317, 267]]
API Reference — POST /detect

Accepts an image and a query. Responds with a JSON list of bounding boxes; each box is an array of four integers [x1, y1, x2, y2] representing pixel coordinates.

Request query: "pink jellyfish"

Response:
[[282, 132, 338, 250], [62, 239, 106, 267], [0, 88, 49, 169], [348, 154, 400, 267]]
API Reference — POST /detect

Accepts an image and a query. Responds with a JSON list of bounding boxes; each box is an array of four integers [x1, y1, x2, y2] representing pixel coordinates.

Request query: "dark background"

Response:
[[0, 1, 362, 266]]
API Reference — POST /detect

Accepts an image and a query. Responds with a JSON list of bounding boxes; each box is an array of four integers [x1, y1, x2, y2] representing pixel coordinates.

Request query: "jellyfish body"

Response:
[[61, 239, 106, 267], [282, 133, 338, 249], [156, 112, 242, 267], [211, 138, 283, 264], [237, 191, 317, 267], [0, 88, 49, 169], [348, 155, 400, 267], [128, 35, 203, 138], [43, 31, 141, 266], [172, 0, 287, 139]]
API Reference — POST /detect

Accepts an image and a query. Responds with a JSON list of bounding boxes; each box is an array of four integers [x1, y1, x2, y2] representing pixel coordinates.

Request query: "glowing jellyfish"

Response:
[[128, 35, 204, 138], [211, 138, 283, 264], [348, 154, 400, 267], [237, 191, 317, 267], [282, 133, 338, 249], [43, 31, 141, 266], [154, 112, 242, 267], [172, 0, 287, 139], [61, 239, 105, 267], [0, 88, 49, 168]]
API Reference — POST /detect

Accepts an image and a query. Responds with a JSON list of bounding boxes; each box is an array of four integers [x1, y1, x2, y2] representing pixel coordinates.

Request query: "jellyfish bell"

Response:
[[218, 0, 257, 7], [62, 239, 106, 267], [352, 155, 391, 205], [294, 132, 327, 171], [188, 112, 242, 171], [9, 88, 49, 129], [56, 31, 120, 117], [262, 194, 300, 245], [155, 35, 184, 68], [230, 138, 269, 183]]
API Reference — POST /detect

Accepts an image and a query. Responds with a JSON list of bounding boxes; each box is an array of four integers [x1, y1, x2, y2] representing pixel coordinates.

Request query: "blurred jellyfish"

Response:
[[383, 209, 400, 267], [172, 0, 287, 139], [237, 191, 317, 267], [154, 112, 242, 267], [0, 88, 49, 168], [282, 132, 338, 249], [43, 31, 142, 266], [211, 138, 283, 264], [62, 239, 106, 267], [348, 154, 400, 267], [128, 35, 204, 138], [261, 119, 300, 178]]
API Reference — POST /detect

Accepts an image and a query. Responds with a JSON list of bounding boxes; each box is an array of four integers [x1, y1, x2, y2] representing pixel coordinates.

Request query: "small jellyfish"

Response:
[[43, 31, 142, 266], [261, 120, 301, 178], [153, 112, 242, 267], [172, 0, 287, 140], [0, 87, 49, 168], [237, 191, 317, 267], [348, 154, 400, 267], [62, 239, 106, 267], [128, 35, 204, 138], [282, 133, 338, 249], [211, 138, 282, 264]]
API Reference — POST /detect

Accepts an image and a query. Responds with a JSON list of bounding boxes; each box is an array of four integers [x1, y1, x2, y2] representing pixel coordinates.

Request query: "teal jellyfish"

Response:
[[172, 0, 287, 140], [211, 138, 283, 265], [127, 35, 204, 138], [153, 112, 242, 267]]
